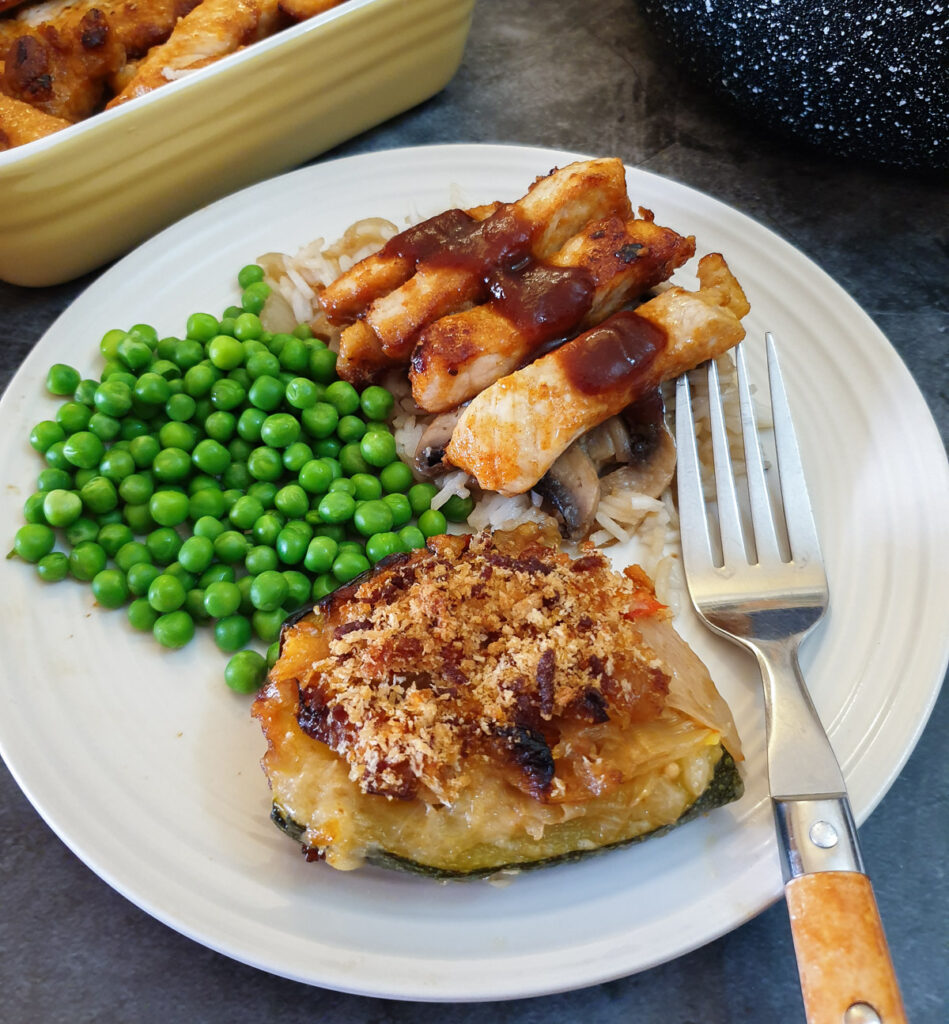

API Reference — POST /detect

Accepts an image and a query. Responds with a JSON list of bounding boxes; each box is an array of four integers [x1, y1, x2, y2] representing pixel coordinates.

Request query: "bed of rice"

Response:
[[256, 219, 748, 609]]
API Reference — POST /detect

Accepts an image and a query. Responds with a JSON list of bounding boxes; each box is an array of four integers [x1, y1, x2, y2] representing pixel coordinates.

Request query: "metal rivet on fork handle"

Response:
[[844, 1003, 882, 1024]]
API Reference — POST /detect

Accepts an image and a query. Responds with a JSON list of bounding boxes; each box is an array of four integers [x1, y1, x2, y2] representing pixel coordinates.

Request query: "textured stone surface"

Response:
[[0, 1, 946, 1021]]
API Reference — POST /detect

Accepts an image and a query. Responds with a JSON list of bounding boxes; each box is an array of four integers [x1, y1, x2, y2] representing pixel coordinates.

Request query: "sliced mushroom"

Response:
[[533, 445, 601, 539], [414, 405, 468, 477], [259, 288, 299, 335], [578, 415, 634, 468], [599, 424, 676, 500]]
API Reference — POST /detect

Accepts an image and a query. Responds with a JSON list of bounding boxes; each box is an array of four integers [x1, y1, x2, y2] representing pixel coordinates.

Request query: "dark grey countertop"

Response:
[[1, 2, 947, 1021]]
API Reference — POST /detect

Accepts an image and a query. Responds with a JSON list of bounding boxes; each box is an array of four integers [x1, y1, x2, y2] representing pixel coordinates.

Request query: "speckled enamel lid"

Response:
[[638, 0, 947, 170]]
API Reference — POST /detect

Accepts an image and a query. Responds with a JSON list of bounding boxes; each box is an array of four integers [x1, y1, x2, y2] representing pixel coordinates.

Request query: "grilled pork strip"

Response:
[[409, 211, 696, 413], [334, 158, 633, 385], [445, 253, 750, 495], [108, 0, 282, 107]]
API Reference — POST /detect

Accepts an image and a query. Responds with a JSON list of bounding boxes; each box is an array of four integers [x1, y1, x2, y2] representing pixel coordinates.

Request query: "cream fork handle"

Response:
[[785, 871, 907, 1024]]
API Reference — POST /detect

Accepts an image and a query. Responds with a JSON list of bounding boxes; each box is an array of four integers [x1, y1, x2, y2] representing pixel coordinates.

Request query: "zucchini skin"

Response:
[[269, 747, 743, 879]]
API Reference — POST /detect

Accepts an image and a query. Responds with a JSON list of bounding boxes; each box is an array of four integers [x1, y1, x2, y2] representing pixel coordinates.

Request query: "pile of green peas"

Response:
[[11, 264, 473, 694]]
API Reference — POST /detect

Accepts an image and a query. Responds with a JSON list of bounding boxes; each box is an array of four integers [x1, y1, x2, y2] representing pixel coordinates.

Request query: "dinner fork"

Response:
[[675, 334, 907, 1024]]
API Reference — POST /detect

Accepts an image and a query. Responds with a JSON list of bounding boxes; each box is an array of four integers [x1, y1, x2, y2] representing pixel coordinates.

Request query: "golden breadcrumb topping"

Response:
[[287, 525, 671, 805]]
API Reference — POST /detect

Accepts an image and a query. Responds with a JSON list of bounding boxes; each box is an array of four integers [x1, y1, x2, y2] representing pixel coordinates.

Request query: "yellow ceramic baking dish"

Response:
[[0, 0, 474, 287]]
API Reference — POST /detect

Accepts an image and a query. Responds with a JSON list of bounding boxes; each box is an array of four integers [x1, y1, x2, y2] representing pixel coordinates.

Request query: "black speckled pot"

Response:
[[637, 0, 948, 170]]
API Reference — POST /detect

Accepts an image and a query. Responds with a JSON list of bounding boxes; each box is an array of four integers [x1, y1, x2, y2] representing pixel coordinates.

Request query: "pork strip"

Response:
[[445, 254, 750, 495]]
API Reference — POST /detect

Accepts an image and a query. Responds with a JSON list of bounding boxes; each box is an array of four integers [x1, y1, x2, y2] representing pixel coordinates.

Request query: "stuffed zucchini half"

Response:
[[252, 525, 743, 877]]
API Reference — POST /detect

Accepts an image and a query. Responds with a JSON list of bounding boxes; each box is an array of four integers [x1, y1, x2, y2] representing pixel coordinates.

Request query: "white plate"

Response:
[[0, 144, 946, 1001]]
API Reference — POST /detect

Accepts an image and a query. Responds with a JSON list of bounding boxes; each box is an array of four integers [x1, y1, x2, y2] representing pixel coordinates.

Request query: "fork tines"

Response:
[[675, 333, 824, 573]]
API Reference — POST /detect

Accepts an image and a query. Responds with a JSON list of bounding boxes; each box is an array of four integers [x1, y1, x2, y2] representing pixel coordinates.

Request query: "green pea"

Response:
[[147, 573, 186, 613], [186, 312, 220, 342], [97, 522, 134, 557], [382, 492, 412, 528], [65, 517, 97, 547], [244, 545, 277, 576], [308, 347, 338, 384], [418, 508, 447, 538], [149, 490, 189, 527], [188, 487, 226, 520], [398, 525, 427, 550], [247, 445, 284, 482], [129, 434, 161, 468], [277, 336, 308, 372], [338, 442, 371, 476], [36, 551, 69, 582], [366, 531, 407, 564], [298, 458, 333, 494], [275, 526, 308, 565], [204, 411, 236, 442], [199, 563, 235, 588], [408, 482, 437, 516], [284, 377, 319, 410], [190, 438, 230, 477], [359, 429, 397, 469], [146, 527, 183, 565], [214, 530, 250, 564], [44, 441, 71, 471], [46, 363, 81, 396], [323, 380, 360, 416], [335, 414, 366, 444], [69, 541, 107, 582], [91, 569, 129, 609], [153, 610, 195, 648], [178, 535, 215, 573], [237, 406, 267, 442], [246, 481, 278, 508], [360, 385, 394, 422], [442, 494, 475, 522], [117, 335, 152, 371], [86, 412, 122, 442], [332, 549, 370, 583], [203, 580, 242, 618], [353, 499, 394, 537], [317, 490, 356, 525], [99, 449, 136, 482], [118, 473, 154, 505], [237, 264, 264, 289], [165, 392, 197, 422], [224, 650, 267, 694], [249, 570, 288, 612], [282, 570, 310, 608], [152, 447, 192, 484], [93, 381, 133, 418], [42, 489, 82, 527], [123, 502, 156, 534], [14, 523, 56, 563], [271, 484, 307, 519], [134, 372, 171, 406], [313, 437, 342, 459], [62, 431, 105, 469], [379, 461, 414, 494], [301, 402, 338, 439], [251, 607, 286, 644], [150, 358, 181, 381], [303, 535, 337, 574], [279, 441, 313, 473], [30, 420, 66, 453], [233, 312, 263, 341], [214, 614, 252, 652], [37, 467, 73, 492], [207, 335, 245, 371], [115, 541, 152, 572], [128, 323, 158, 348], [312, 573, 338, 600], [246, 350, 281, 381], [73, 379, 100, 406], [248, 375, 285, 412], [192, 515, 226, 541], [228, 495, 265, 531], [73, 468, 97, 490], [241, 281, 271, 316], [183, 362, 218, 398], [80, 476, 118, 515], [252, 513, 283, 546], [126, 561, 162, 597], [128, 597, 159, 632]]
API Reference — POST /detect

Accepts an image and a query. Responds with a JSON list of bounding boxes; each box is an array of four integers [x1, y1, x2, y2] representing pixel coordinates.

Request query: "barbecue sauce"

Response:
[[380, 205, 595, 342], [559, 311, 667, 396]]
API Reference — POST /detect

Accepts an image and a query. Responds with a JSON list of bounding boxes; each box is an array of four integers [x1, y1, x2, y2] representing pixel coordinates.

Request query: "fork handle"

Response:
[[785, 871, 907, 1024]]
